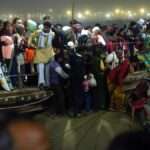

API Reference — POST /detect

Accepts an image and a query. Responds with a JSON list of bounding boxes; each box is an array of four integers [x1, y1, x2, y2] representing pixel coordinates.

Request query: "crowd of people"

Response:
[[0, 16, 150, 117]]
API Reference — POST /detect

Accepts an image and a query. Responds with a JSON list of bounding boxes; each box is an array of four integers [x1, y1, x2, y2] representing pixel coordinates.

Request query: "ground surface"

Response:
[[35, 111, 139, 150]]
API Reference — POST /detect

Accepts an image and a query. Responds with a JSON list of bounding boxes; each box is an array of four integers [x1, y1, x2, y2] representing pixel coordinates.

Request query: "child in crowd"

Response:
[[82, 73, 97, 112]]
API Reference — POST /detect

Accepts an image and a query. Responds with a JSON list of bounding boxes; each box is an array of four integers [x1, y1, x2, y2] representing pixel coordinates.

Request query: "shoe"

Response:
[[44, 86, 51, 90], [39, 83, 45, 90], [67, 112, 74, 117], [76, 113, 82, 117]]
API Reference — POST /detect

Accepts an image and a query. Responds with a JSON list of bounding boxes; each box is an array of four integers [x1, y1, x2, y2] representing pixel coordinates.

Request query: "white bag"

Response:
[[89, 74, 97, 87]]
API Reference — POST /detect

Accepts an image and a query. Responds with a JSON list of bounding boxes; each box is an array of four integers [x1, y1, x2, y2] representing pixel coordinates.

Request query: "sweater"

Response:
[[50, 60, 68, 85]]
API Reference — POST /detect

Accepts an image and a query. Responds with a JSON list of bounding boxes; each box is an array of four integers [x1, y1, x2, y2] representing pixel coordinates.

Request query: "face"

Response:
[[43, 25, 50, 33], [18, 26, 25, 35], [6, 23, 13, 34], [116, 51, 123, 61]]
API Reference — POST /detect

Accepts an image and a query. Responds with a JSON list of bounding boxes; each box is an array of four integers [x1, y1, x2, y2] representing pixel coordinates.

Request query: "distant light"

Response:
[[85, 10, 91, 16], [49, 8, 53, 13], [127, 10, 131, 14], [128, 13, 133, 18], [147, 13, 150, 17], [77, 13, 84, 19], [115, 8, 121, 14], [66, 10, 72, 16], [105, 13, 111, 19], [139, 8, 145, 14], [120, 10, 125, 15], [126, 10, 133, 18], [9, 14, 13, 19]]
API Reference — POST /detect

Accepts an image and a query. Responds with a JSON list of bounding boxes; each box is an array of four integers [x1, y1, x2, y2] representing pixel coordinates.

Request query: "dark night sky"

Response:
[[0, 0, 150, 13]]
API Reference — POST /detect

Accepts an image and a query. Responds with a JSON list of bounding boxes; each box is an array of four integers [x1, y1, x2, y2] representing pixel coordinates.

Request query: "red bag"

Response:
[[24, 48, 36, 63]]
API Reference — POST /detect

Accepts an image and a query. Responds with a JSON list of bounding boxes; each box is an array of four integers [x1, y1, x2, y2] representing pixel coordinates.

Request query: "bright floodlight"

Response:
[[120, 10, 125, 15], [85, 10, 91, 15], [9, 14, 13, 19], [115, 8, 120, 14], [140, 8, 145, 14], [147, 13, 150, 17], [105, 13, 111, 19], [127, 10, 131, 14], [66, 10, 72, 16], [128, 13, 133, 18], [77, 13, 83, 19]]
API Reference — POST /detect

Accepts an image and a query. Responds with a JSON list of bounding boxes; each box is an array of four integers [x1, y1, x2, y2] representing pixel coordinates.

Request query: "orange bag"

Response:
[[24, 48, 36, 63]]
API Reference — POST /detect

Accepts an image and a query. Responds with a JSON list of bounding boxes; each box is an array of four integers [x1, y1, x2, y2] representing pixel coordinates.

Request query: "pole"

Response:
[[72, 0, 75, 20]]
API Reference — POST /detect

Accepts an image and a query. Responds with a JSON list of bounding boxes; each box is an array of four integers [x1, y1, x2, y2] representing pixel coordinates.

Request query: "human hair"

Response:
[[43, 16, 51, 22], [2, 21, 11, 30], [0, 126, 13, 150], [0, 21, 13, 35], [0, 112, 16, 150], [108, 131, 150, 150]]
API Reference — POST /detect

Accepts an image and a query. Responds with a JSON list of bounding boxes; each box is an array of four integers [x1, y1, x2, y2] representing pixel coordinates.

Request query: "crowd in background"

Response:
[[0, 16, 150, 117]]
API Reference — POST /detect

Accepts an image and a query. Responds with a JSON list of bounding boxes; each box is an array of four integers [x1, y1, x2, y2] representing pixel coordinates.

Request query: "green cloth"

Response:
[[27, 20, 37, 33], [138, 51, 150, 71]]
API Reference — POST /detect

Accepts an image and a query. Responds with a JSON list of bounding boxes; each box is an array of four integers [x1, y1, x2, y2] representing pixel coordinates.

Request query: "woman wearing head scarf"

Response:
[[106, 51, 130, 111]]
